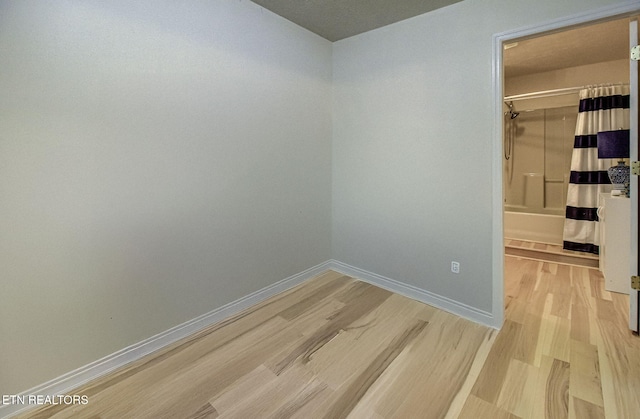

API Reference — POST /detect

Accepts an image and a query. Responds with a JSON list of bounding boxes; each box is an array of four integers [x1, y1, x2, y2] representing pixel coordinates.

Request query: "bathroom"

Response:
[[502, 17, 630, 263]]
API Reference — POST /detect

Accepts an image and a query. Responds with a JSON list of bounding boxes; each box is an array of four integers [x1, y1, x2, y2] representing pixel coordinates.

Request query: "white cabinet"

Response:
[[599, 195, 631, 294]]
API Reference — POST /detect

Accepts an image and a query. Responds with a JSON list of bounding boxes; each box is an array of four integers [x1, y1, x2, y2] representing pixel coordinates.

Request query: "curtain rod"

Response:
[[504, 83, 629, 102]]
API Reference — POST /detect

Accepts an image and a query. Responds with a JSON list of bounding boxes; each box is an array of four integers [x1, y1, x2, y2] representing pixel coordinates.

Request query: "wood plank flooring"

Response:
[[14, 259, 640, 418], [505, 239, 599, 268], [14, 272, 495, 419], [464, 255, 640, 419]]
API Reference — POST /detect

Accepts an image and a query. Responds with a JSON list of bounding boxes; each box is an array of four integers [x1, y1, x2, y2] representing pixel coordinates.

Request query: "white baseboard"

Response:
[[0, 261, 333, 419], [328, 260, 496, 329]]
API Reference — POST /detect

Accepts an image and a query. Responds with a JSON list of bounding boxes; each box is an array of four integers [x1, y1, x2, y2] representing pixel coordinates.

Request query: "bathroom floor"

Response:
[[505, 238, 599, 268]]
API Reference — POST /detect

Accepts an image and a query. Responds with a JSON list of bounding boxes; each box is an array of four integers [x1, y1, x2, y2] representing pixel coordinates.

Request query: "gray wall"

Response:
[[1, 0, 633, 398], [331, 0, 632, 314], [0, 0, 332, 395]]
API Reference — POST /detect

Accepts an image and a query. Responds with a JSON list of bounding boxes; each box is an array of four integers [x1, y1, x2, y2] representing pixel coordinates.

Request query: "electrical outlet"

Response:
[[451, 261, 460, 274]]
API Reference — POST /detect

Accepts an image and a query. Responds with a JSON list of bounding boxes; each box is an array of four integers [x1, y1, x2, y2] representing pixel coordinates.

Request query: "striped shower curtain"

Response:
[[563, 84, 630, 254]]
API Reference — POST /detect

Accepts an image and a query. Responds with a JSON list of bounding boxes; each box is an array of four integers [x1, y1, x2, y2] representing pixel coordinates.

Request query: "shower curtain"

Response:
[[563, 84, 630, 254]]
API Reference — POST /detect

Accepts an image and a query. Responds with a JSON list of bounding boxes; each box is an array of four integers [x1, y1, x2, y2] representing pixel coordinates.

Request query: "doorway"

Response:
[[502, 19, 628, 267], [492, 5, 640, 330]]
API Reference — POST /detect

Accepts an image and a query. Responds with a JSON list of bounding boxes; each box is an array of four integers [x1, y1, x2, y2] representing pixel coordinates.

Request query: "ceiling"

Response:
[[503, 18, 629, 78], [249, 1, 630, 77], [250, 0, 463, 42]]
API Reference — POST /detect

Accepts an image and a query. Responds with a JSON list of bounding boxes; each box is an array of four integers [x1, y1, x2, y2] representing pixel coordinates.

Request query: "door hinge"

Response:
[[632, 161, 640, 176], [632, 45, 640, 61], [633, 276, 640, 290]]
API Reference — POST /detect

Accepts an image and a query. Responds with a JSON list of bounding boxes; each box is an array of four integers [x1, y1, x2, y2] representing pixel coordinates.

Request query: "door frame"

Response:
[[630, 18, 638, 332], [491, 2, 640, 329]]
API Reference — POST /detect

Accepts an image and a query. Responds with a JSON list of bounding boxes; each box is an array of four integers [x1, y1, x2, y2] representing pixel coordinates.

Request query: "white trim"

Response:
[[629, 18, 638, 332], [328, 260, 496, 329], [0, 261, 333, 419], [492, 0, 640, 335], [492, 25, 506, 330]]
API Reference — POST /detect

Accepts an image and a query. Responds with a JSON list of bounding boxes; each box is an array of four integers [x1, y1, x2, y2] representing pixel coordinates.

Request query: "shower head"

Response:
[[505, 101, 519, 119]]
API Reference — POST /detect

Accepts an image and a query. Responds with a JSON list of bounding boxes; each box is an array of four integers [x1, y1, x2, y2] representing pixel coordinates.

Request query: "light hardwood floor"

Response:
[[467, 255, 640, 419], [14, 259, 640, 418], [505, 239, 599, 268]]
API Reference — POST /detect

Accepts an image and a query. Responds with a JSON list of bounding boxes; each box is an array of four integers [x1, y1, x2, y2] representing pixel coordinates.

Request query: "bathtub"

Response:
[[503, 208, 565, 245]]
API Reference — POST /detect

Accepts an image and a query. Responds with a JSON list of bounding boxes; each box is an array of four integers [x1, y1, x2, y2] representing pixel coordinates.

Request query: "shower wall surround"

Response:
[[503, 106, 577, 216]]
